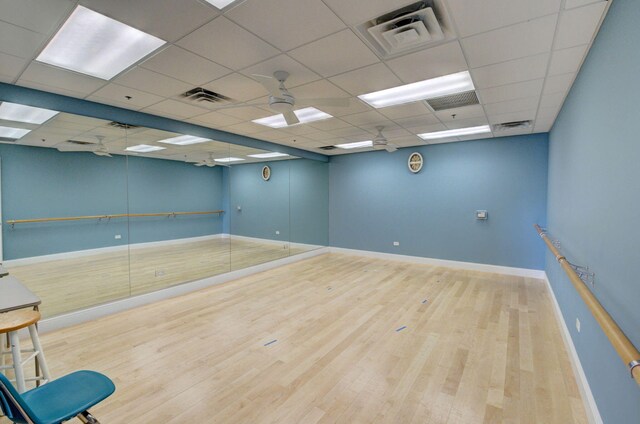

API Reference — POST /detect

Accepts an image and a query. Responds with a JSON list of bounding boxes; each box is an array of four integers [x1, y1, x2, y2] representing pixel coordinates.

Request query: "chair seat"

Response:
[[21, 370, 115, 424]]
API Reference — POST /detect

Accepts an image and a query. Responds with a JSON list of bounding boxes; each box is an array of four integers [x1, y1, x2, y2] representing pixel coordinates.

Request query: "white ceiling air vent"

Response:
[[182, 87, 232, 104], [493, 120, 533, 132], [426, 91, 479, 111], [356, 1, 455, 59]]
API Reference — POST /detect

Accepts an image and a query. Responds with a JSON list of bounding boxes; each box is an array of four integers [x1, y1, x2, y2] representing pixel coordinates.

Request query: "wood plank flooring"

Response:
[[6, 238, 312, 318], [1, 254, 587, 423]]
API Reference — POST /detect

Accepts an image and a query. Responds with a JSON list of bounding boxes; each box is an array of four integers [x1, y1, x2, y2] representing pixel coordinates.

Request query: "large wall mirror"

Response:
[[0, 99, 328, 318]]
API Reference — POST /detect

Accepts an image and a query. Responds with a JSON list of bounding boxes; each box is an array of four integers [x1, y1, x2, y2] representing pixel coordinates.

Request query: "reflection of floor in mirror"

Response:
[[6, 238, 316, 318], [1, 254, 587, 424]]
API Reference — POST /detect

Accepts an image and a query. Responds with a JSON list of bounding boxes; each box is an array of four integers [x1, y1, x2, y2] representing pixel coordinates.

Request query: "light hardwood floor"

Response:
[[6, 238, 313, 318], [2, 254, 587, 424]]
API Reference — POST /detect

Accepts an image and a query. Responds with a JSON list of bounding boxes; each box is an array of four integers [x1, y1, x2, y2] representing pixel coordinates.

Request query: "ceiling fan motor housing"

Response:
[[268, 93, 295, 113]]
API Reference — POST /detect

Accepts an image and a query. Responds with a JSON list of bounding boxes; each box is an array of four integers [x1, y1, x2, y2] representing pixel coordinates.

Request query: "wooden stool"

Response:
[[0, 309, 51, 393]]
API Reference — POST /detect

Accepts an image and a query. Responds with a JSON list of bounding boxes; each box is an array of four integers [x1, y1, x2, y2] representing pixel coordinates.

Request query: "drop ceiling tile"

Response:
[[87, 83, 164, 109], [0, 0, 75, 34], [444, 117, 490, 130], [308, 118, 352, 131], [177, 17, 279, 70], [18, 62, 105, 97], [114, 67, 192, 98], [218, 105, 273, 120], [0, 52, 27, 83], [537, 106, 562, 122], [564, 0, 604, 9], [340, 110, 389, 127], [386, 41, 468, 84], [321, 0, 412, 25], [533, 118, 554, 132], [472, 54, 550, 89], [143, 99, 209, 119], [393, 114, 441, 129], [378, 102, 433, 120], [435, 104, 486, 122], [548, 44, 589, 75], [281, 124, 319, 136], [80, 0, 218, 42], [240, 55, 321, 89], [539, 92, 567, 110], [226, 0, 344, 51], [329, 126, 372, 138], [140, 45, 231, 86], [447, 0, 561, 38], [487, 109, 537, 125], [203, 73, 268, 102], [478, 79, 544, 104], [484, 97, 539, 116], [462, 15, 557, 68], [391, 135, 423, 147], [223, 121, 264, 135], [321, 101, 371, 118], [253, 129, 294, 141], [457, 132, 495, 142], [329, 63, 402, 96], [304, 131, 335, 141], [554, 2, 607, 50], [404, 122, 448, 135], [0, 20, 46, 59], [543, 73, 576, 95], [289, 29, 379, 78], [189, 111, 244, 128]]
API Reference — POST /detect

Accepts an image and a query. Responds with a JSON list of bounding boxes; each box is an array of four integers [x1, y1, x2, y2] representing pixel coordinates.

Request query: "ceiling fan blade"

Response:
[[283, 110, 300, 126], [206, 164, 217, 167], [385, 144, 398, 153], [194, 162, 207, 167], [93, 151, 112, 157], [56, 145, 96, 152], [297, 97, 350, 107], [252, 74, 282, 97]]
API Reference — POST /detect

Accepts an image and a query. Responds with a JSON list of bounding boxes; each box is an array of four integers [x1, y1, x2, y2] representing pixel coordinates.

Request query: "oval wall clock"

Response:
[[262, 165, 271, 181], [407, 152, 423, 173]]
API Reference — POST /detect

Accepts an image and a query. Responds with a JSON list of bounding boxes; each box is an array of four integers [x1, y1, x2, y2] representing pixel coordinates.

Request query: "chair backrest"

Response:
[[0, 372, 34, 424]]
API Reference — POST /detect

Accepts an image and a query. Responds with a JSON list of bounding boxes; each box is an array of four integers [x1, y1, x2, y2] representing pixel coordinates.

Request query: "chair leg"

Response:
[[9, 331, 26, 393], [77, 410, 101, 424], [27, 324, 51, 383]]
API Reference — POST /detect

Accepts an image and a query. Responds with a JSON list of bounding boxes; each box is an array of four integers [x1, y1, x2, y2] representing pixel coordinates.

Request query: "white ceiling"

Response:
[[0, 0, 610, 156]]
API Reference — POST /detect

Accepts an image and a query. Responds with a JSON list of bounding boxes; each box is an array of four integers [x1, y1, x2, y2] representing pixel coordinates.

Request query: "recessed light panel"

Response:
[[0, 126, 31, 140], [36, 6, 166, 80], [126, 144, 166, 153], [157, 135, 209, 145], [0, 102, 59, 124], [358, 71, 475, 108], [204, 0, 238, 9], [335, 140, 373, 149], [252, 107, 333, 128], [215, 157, 245, 163], [247, 152, 290, 158], [418, 125, 491, 140]]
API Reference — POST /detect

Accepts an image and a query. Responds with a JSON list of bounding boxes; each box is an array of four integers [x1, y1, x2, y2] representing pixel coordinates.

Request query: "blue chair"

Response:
[[0, 370, 114, 424]]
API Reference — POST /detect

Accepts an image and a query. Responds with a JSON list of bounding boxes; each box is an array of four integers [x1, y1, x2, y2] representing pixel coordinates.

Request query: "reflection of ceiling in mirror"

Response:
[[0, 103, 297, 164]]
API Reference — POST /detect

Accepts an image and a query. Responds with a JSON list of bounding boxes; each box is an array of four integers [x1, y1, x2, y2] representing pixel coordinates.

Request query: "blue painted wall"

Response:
[[0, 144, 223, 260], [546, 0, 640, 421], [329, 134, 549, 270], [227, 159, 329, 246]]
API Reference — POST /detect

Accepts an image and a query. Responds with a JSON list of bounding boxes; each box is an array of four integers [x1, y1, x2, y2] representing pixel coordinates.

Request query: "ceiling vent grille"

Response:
[[109, 121, 139, 129], [426, 90, 479, 111], [493, 120, 533, 132], [356, 1, 455, 59], [319, 145, 337, 151], [182, 87, 231, 104]]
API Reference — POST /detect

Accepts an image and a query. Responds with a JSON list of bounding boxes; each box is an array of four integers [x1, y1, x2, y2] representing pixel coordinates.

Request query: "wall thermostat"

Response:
[[475, 210, 488, 220]]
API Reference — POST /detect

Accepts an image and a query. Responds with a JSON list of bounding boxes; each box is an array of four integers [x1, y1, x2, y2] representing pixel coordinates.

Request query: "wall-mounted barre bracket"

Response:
[[568, 262, 595, 287], [630, 360, 640, 379]]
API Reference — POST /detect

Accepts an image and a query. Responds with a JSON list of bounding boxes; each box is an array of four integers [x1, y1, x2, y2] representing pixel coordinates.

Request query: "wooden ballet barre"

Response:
[[6, 210, 224, 226], [534, 224, 640, 387]]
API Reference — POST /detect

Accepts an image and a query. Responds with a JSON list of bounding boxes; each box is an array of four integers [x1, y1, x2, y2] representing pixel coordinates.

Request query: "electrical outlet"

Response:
[[576, 318, 581, 333], [393, 241, 400, 246], [276, 230, 280, 235], [114, 234, 121, 240]]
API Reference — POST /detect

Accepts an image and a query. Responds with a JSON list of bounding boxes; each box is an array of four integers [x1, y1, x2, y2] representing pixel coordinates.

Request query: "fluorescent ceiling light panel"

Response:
[[335, 140, 373, 149], [36, 6, 166, 80], [0, 125, 31, 139], [0, 102, 59, 124], [157, 135, 209, 145], [214, 157, 245, 163], [358, 71, 475, 108], [126, 144, 166, 153], [204, 0, 238, 9], [252, 107, 333, 128], [418, 125, 491, 140], [247, 152, 290, 158]]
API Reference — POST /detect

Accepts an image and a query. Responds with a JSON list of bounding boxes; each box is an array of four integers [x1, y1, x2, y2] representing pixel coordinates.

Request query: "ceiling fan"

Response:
[[57, 135, 112, 157], [250, 70, 351, 126], [371, 126, 398, 152], [191, 153, 216, 167]]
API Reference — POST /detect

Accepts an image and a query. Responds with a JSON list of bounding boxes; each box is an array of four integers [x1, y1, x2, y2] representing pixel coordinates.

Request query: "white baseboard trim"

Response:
[[227, 234, 323, 251], [543, 274, 602, 424], [3, 234, 227, 266], [328, 247, 545, 278], [39, 246, 330, 334]]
